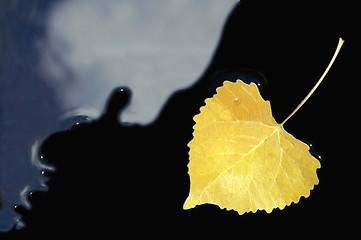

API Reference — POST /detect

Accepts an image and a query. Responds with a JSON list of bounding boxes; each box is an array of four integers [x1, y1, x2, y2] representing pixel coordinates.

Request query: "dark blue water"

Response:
[[0, 0, 237, 231], [0, 0, 353, 237]]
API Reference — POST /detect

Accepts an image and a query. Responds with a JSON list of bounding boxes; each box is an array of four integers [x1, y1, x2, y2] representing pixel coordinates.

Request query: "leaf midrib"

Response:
[[198, 124, 281, 202]]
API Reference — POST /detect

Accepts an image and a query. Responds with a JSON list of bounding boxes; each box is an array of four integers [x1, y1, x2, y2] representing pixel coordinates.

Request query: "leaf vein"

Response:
[[199, 126, 279, 202]]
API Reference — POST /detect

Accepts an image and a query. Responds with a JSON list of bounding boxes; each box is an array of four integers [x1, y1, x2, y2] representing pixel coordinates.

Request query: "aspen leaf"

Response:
[[184, 38, 344, 214]]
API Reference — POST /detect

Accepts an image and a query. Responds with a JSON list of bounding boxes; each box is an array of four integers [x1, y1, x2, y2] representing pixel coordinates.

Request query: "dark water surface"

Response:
[[0, 0, 236, 231], [1, 0, 357, 237]]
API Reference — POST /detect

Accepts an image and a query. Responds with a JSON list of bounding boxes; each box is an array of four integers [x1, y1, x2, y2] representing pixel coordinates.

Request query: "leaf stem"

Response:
[[281, 38, 344, 126]]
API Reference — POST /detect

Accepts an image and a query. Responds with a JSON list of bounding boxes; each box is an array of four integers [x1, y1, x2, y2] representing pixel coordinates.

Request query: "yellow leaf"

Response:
[[184, 38, 344, 214]]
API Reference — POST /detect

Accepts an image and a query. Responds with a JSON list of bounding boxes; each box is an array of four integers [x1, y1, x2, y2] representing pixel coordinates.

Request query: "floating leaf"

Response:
[[184, 38, 344, 214]]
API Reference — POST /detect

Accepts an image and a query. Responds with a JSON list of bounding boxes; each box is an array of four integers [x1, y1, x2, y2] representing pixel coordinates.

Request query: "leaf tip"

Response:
[[183, 196, 197, 210]]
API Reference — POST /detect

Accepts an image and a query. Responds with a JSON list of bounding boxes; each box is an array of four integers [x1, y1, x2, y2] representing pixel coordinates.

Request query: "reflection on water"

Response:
[[40, 0, 237, 125], [0, 0, 237, 231]]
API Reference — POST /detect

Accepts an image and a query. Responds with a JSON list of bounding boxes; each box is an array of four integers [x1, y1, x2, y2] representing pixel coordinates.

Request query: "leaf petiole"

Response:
[[281, 38, 344, 126]]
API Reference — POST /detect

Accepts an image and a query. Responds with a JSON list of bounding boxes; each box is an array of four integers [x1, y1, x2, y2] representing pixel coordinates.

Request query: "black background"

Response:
[[1, 0, 358, 238]]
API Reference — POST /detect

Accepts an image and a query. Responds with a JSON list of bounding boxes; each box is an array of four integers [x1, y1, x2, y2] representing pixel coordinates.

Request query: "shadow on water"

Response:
[[1, 0, 355, 237]]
